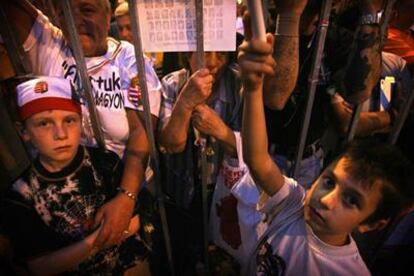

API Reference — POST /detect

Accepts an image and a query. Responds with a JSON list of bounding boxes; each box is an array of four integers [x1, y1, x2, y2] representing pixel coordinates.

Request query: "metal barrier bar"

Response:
[[293, 0, 333, 178], [0, 6, 32, 75], [46, 0, 59, 25], [346, 103, 363, 142], [246, 0, 266, 41], [61, 0, 106, 149], [195, 0, 211, 273], [128, 1, 174, 275], [380, 0, 397, 42]]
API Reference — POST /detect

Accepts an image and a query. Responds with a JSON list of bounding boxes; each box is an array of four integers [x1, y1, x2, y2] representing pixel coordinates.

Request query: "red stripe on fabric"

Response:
[[19, 98, 81, 120]]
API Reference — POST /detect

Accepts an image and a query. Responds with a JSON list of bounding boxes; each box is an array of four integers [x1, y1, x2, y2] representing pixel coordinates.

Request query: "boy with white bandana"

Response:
[[1, 0, 161, 248], [0, 76, 150, 275]]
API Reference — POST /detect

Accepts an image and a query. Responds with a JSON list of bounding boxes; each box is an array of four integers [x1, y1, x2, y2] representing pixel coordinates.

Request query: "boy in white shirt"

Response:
[[237, 31, 414, 275]]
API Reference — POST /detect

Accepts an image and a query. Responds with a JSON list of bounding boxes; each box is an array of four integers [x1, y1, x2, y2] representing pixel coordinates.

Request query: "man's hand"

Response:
[[85, 221, 104, 250], [273, 0, 308, 15], [179, 68, 214, 110], [192, 104, 228, 139], [93, 194, 135, 248], [238, 34, 276, 92], [122, 215, 141, 239]]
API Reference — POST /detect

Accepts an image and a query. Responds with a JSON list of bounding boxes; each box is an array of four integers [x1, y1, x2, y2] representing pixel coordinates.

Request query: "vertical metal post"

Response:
[[0, 7, 32, 180], [61, 0, 106, 150], [195, 0, 205, 70], [128, 1, 174, 275], [195, 0, 211, 274], [46, 0, 59, 25], [380, 0, 397, 43], [246, 0, 266, 41], [0, 7, 32, 75], [346, 103, 362, 142], [293, 0, 332, 178]]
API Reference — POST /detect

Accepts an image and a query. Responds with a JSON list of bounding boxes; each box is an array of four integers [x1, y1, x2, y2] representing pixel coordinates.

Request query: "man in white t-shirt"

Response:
[[2, 0, 161, 250], [236, 30, 414, 275]]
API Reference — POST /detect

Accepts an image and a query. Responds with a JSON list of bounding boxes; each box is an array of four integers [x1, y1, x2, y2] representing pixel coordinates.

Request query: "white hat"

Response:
[[16, 76, 81, 120], [114, 2, 129, 17]]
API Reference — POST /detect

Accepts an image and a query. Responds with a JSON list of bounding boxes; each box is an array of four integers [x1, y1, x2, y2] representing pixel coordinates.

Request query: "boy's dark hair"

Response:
[[341, 139, 414, 224]]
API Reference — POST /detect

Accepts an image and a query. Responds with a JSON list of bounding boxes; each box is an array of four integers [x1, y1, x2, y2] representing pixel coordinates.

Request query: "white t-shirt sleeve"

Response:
[[159, 70, 185, 128], [23, 10, 64, 74], [120, 42, 161, 117], [257, 177, 305, 224]]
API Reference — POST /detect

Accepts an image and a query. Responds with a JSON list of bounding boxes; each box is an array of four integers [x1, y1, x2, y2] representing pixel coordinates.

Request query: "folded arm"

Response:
[[93, 110, 148, 248], [331, 98, 391, 137], [159, 69, 213, 153]]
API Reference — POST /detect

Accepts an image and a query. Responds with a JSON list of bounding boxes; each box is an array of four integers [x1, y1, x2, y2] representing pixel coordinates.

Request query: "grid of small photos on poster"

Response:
[[137, 0, 236, 52]]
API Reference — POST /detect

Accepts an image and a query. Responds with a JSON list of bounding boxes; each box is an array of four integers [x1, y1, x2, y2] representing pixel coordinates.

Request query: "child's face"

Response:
[[22, 110, 81, 171], [304, 157, 383, 245]]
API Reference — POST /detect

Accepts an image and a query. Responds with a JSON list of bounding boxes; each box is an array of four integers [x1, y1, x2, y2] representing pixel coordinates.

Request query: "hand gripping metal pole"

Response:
[[61, 0, 106, 150], [128, 1, 174, 275], [195, 0, 211, 274], [293, 0, 332, 178], [345, 0, 397, 143]]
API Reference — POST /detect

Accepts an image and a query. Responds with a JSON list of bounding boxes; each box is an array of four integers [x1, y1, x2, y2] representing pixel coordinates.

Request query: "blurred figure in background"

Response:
[[385, 0, 414, 74], [114, 1, 164, 77]]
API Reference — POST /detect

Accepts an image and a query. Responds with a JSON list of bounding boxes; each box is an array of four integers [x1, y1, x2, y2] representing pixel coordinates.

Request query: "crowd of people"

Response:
[[0, 0, 413, 275]]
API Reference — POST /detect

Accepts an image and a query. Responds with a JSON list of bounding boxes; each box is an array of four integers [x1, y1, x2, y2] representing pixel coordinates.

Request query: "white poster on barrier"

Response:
[[136, 0, 236, 52]]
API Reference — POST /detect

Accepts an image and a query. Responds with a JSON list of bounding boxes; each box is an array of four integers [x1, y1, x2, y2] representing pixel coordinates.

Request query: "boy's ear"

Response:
[[357, 219, 390, 233], [15, 122, 30, 142]]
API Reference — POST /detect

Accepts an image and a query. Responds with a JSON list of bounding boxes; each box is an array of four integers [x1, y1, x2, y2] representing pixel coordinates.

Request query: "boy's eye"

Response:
[[64, 116, 79, 125], [322, 177, 335, 189], [342, 193, 360, 209], [36, 120, 51, 128]]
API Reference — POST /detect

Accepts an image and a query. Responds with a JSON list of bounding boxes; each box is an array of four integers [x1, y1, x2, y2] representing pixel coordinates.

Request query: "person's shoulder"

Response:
[[34, 9, 63, 39], [7, 168, 33, 196], [116, 39, 134, 51], [258, 176, 305, 222], [112, 39, 156, 69], [162, 68, 188, 88], [1, 171, 33, 210], [382, 51, 407, 75]]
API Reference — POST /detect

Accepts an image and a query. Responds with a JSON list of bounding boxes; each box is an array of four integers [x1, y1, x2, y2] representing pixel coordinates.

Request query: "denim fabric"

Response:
[[271, 148, 324, 190]]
